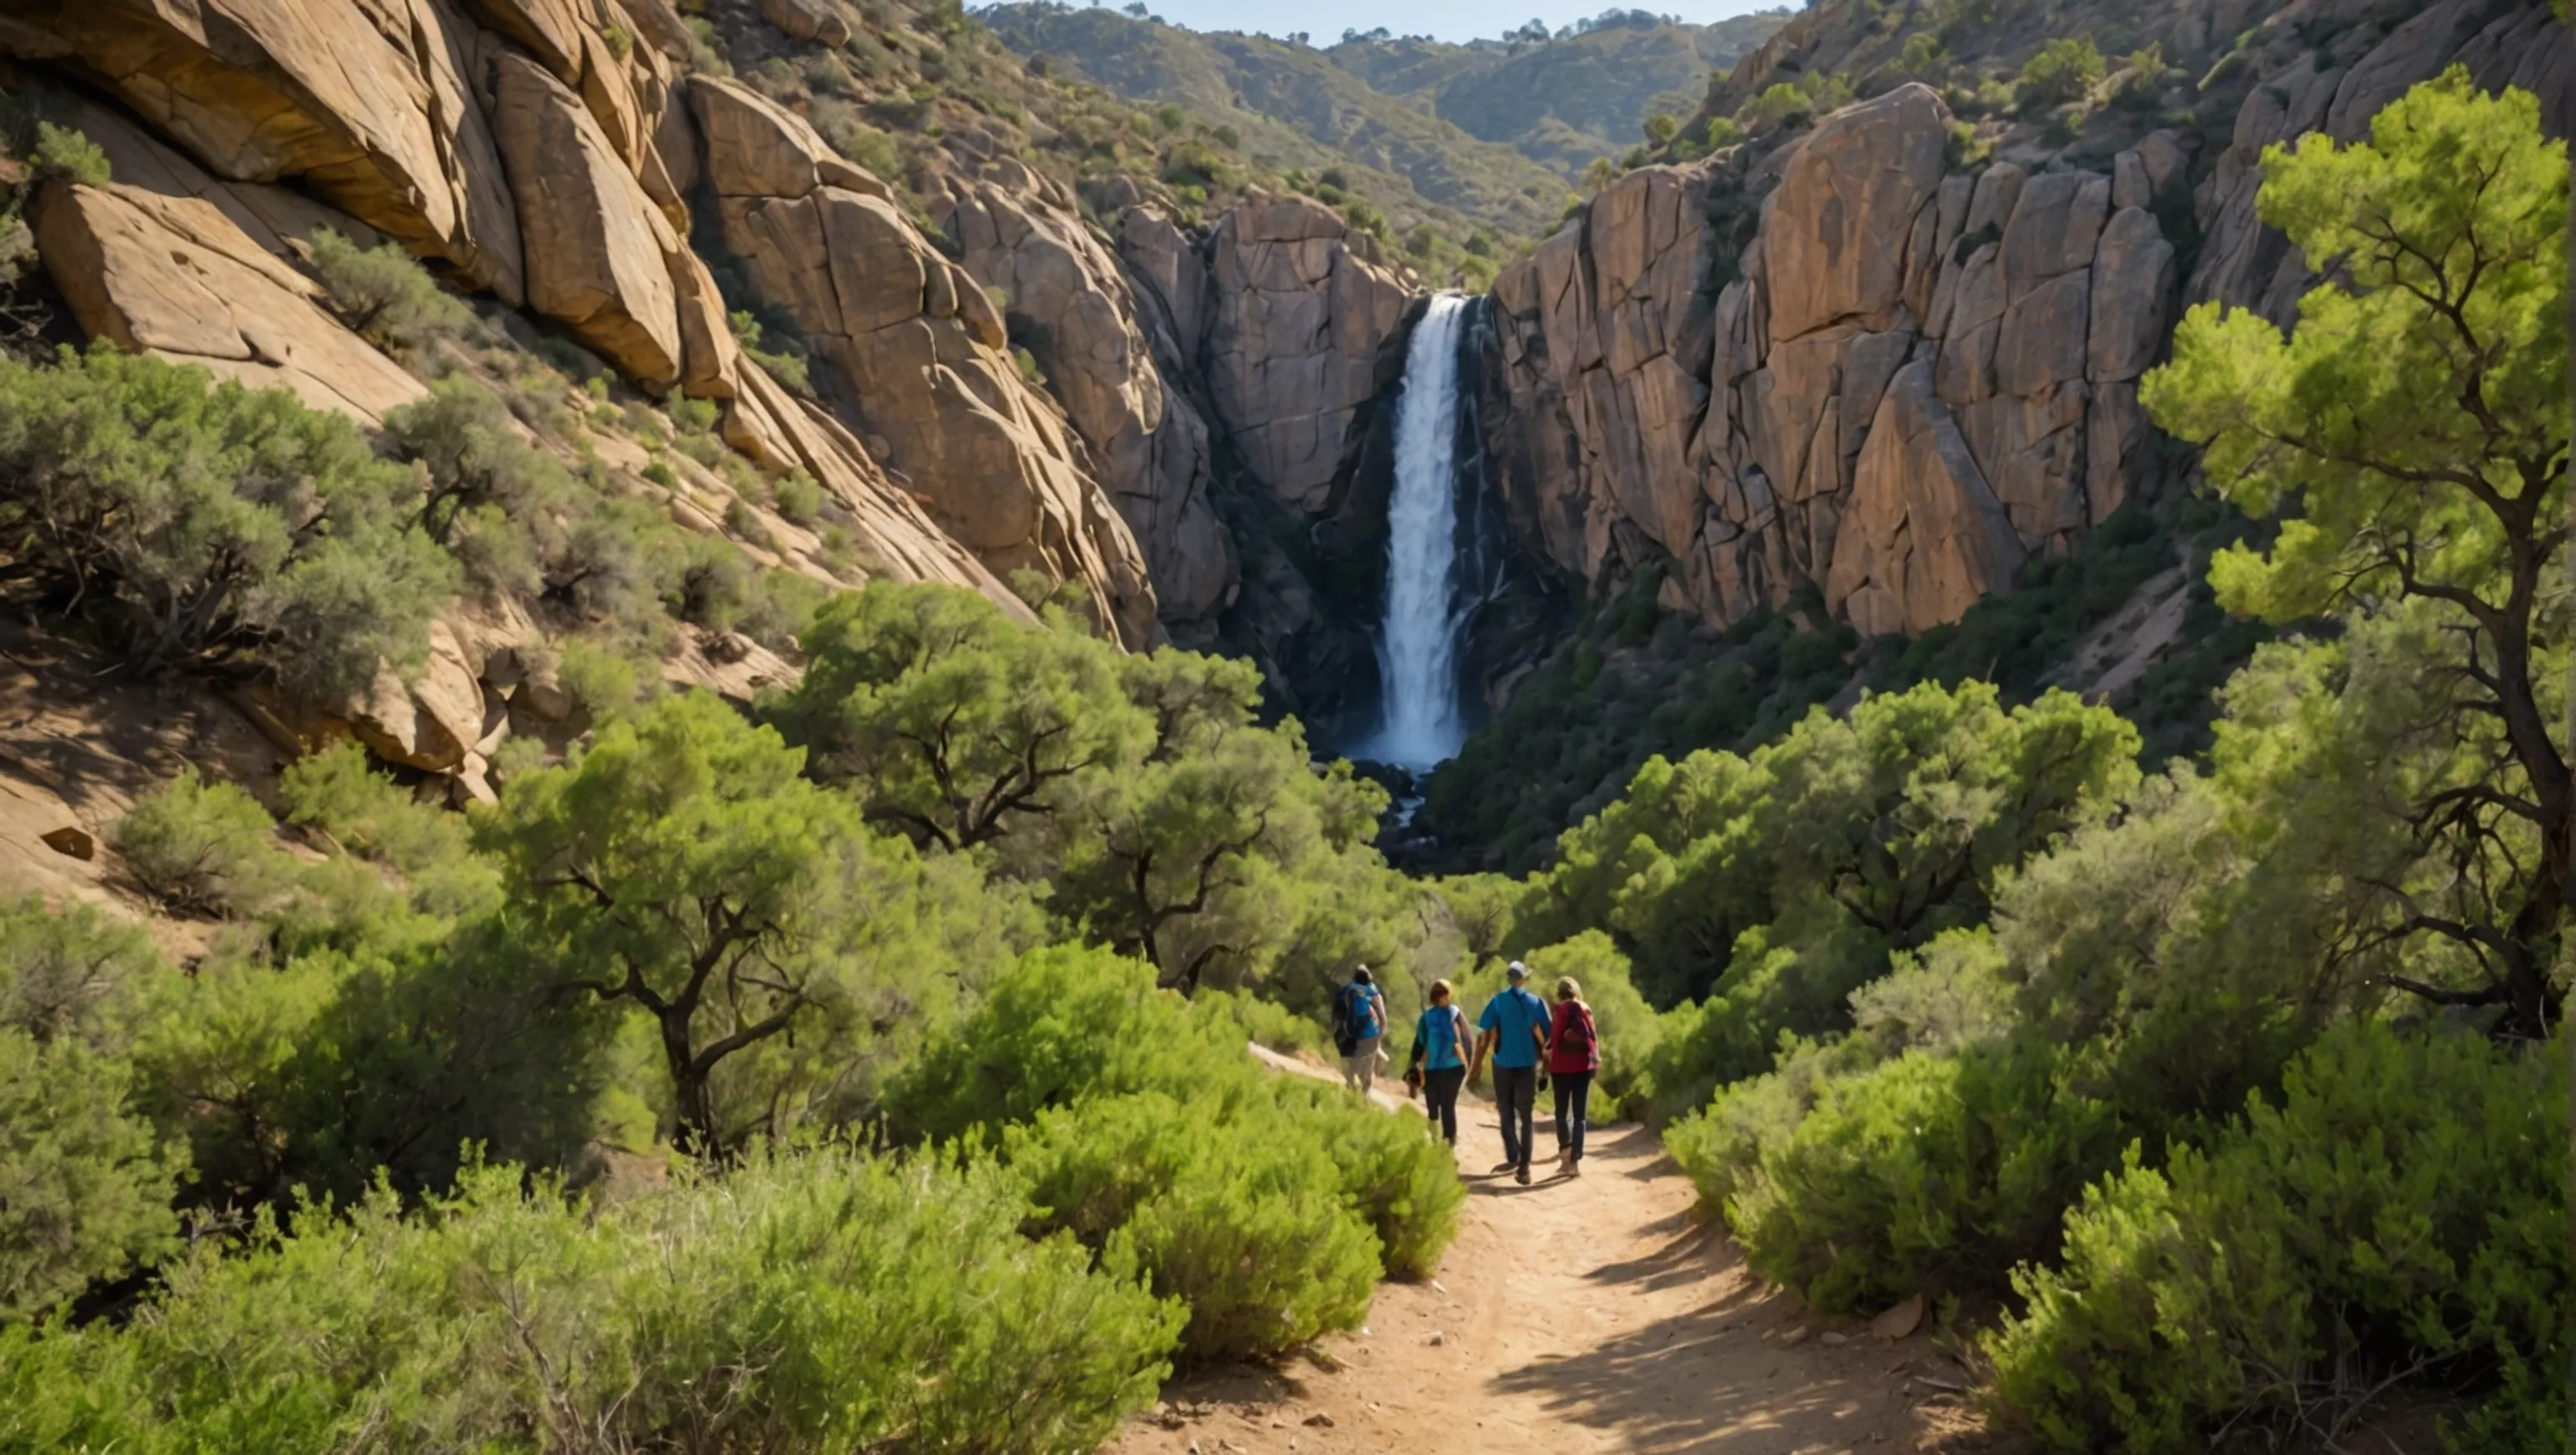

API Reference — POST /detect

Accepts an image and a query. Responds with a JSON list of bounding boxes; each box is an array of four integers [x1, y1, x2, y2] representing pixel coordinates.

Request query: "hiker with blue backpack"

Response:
[[1469, 960, 1554, 1184], [1405, 979, 1470, 1143], [1332, 966, 1389, 1094]]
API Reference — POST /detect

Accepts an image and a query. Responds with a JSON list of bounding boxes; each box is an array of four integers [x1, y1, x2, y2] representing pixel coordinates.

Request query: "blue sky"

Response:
[[1010, 0, 1793, 46]]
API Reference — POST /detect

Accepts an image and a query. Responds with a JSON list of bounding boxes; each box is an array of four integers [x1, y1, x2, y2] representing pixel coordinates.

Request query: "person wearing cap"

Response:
[[1470, 959, 1555, 1184], [1332, 965, 1388, 1094]]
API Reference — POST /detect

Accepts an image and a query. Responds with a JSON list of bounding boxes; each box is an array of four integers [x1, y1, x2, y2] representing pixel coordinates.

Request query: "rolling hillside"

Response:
[[979, 4, 1576, 237], [1324, 11, 1790, 175]]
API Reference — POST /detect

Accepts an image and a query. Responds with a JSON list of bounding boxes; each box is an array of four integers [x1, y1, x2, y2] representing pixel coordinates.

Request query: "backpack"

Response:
[[1332, 984, 1370, 1053], [1555, 1000, 1595, 1058]]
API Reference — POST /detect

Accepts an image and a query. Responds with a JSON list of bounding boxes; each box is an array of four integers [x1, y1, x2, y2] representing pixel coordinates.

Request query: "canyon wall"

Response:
[[1477, 0, 2576, 640]]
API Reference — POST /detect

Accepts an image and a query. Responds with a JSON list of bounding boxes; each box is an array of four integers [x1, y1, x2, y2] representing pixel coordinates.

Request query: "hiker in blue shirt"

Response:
[[1470, 960, 1554, 1184], [1332, 966, 1389, 1094], [1406, 978, 1470, 1143]]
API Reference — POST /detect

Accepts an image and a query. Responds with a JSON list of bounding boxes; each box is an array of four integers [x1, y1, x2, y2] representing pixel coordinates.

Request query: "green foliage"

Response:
[[0, 1151, 1179, 1451], [1519, 678, 2138, 1011], [888, 943, 1462, 1307], [771, 585, 1399, 994], [1987, 1023, 2568, 1452], [2014, 38, 2103, 111], [1722, 1040, 2121, 1312], [0, 1030, 179, 1322], [0, 896, 161, 1050], [110, 772, 284, 916], [2143, 70, 2568, 1036], [307, 228, 474, 355], [0, 346, 456, 702], [379, 377, 574, 601], [476, 690, 1015, 1157], [1003, 1090, 1377, 1359], [1266, 1077, 1463, 1278], [27, 122, 108, 186]]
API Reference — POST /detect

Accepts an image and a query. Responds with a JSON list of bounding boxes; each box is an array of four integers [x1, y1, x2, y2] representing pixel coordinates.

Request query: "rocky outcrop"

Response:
[[2188, 0, 2576, 324], [937, 165, 1236, 643], [490, 51, 687, 385], [1482, 84, 2188, 636], [691, 75, 1162, 648], [0, 0, 528, 303], [1200, 191, 1414, 515]]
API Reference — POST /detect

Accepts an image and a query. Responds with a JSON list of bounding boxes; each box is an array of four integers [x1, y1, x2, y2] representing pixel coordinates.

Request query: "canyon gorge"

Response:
[[1, 0, 2571, 811]]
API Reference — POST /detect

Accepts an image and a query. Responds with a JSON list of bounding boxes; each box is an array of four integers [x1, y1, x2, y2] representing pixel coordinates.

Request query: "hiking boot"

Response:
[[1491, 1160, 1519, 1174], [1514, 1163, 1532, 1186]]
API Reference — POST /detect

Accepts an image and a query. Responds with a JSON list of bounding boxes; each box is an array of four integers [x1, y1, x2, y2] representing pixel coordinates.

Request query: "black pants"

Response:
[[1421, 1065, 1466, 1142], [1493, 1065, 1540, 1167], [1553, 1070, 1595, 1161]]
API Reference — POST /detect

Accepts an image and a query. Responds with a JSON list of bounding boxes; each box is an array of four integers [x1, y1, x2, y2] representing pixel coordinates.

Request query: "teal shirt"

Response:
[[1478, 986, 1552, 1068]]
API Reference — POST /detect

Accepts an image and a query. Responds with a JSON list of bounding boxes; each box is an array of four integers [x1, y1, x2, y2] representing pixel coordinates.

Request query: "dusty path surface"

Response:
[[1105, 1074, 2009, 1455]]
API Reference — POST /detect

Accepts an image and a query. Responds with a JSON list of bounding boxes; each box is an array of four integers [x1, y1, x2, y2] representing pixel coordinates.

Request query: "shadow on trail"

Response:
[[1489, 1292, 1883, 1453]]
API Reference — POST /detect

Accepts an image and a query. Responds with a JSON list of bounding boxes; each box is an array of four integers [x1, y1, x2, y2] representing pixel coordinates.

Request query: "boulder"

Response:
[[347, 621, 486, 773], [1202, 190, 1412, 514], [943, 178, 1235, 638], [757, 0, 852, 46], [2088, 208, 2175, 383], [0, 0, 527, 304], [688, 75, 890, 201], [1826, 361, 2026, 637], [1763, 84, 1947, 345], [491, 53, 683, 387], [718, 174, 1159, 646], [34, 180, 428, 424]]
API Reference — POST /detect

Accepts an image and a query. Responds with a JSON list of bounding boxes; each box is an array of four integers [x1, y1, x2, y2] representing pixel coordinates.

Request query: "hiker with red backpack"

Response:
[[1546, 976, 1602, 1177]]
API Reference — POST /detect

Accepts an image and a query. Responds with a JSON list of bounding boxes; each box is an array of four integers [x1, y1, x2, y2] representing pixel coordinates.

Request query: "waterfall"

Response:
[[1369, 293, 1472, 769]]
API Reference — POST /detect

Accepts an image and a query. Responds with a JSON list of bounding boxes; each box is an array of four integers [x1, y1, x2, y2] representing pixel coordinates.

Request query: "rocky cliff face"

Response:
[[0, 0, 1192, 652], [1477, 0, 2576, 642], [1480, 85, 2184, 636]]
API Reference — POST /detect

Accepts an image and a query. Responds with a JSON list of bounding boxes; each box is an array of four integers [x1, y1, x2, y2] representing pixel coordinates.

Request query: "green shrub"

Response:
[[379, 378, 573, 600], [111, 772, 285, 916], [0, 1030, 180, 1322], [0, 347, 456, 701], [1003, 1091, 1377, 1360], [886, 945, 1294, 1141], [307, 228, 473, 353], [0, 1150, 1179, 1450], [0, 896, 162, 1050], [1724, 1041, 2122, 1312], [2016, 38, 2105, 112], [28, 122, 109, 187], [1987, 1022, 2568, 1453], [895, 947, 1464, 1322], [1266, 1078, 1462, 1279], [771, 469, 823, 525]]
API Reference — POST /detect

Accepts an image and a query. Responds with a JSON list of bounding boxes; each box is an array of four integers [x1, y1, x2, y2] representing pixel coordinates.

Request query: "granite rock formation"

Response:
[[1480, 84, 2187, 636]]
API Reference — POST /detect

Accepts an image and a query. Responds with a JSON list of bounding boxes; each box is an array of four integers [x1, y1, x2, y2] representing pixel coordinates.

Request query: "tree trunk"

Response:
[[661, 1010, 724, 1159]]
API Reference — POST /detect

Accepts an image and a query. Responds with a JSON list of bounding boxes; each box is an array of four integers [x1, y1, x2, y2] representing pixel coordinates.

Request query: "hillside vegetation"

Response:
[[0, 0, 2567, 1436], [1325, 9, 1789, 176], [979, 3, 1571, 241]]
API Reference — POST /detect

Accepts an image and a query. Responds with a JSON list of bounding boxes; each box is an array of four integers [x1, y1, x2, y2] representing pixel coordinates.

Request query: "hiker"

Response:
[[1470, 960, 1554, 1184], [1408, 979, 1471, 1143], [1332, 965, 1388, 1094], [1546, 976, 1601, 1177]]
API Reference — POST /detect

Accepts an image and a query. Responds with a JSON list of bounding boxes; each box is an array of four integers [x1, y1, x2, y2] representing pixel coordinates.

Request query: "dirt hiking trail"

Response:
[[1106, 1067, 2012, 1455]]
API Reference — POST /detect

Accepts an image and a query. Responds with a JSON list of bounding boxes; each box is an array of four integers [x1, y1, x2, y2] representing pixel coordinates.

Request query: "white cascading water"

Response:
[[1369, 293, 1472, 769]]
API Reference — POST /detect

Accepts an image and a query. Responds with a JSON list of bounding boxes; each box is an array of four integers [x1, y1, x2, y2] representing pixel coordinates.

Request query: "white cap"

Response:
[[1505, 960, 1527, 980]]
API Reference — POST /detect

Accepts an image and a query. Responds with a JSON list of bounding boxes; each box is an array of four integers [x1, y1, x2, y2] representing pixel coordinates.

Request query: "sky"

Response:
[[1003, 0, 1793, 47]]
